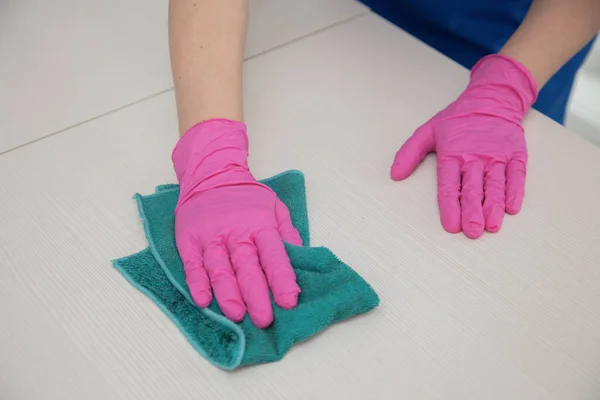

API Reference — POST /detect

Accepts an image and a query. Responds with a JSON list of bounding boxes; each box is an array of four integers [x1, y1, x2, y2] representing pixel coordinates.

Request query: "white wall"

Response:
[[566, 39, 600, 146]]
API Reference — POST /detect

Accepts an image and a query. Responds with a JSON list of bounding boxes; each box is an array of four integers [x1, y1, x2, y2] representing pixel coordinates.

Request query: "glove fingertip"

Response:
[[463, 221, 484, 239], [484, 205, 505, 233], [505, 202, 522, 215], [439, 197, 461, 234], [441, 218, 462, 234], [391, 124, 435, 181], [275, 291, 300, 310], [249, 308, 274, 329], [190, 289, 213, 308], [221, 300, 247, 323], [390, 161, 412, 181], [505, 192, 524, 215]]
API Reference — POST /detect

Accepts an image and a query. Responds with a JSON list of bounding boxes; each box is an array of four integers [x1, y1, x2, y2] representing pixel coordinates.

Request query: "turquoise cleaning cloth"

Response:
[[113, 170, 379, 370]]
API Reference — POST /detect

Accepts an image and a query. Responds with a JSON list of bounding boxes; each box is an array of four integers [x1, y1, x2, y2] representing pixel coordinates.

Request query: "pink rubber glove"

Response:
[[391, 55, 538, 239], [172, 119, 303, 328]]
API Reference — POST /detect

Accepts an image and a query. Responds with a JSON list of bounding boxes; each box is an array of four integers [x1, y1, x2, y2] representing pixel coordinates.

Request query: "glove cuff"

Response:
[[470, 54, 539, 112], [172, 118, 253, 210]]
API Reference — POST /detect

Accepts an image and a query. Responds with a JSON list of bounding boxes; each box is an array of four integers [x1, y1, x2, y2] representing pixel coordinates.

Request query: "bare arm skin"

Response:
[[501, 0, 600, 87], [167, 0, 599, 135], [168, 0, 248, 136]]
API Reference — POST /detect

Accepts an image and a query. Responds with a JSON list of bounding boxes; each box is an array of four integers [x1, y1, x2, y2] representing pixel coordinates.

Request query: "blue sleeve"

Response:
[[360, 0, 595, 124]]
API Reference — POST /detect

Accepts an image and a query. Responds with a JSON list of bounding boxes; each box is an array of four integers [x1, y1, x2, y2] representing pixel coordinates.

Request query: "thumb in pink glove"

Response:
[[173, 119, 302, 328], [391, 55, 538, 239]]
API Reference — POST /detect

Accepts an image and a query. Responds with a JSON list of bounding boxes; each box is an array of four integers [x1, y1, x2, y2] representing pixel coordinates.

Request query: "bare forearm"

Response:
[[500, 0, 600, 87], [169, 0, 248, 135]]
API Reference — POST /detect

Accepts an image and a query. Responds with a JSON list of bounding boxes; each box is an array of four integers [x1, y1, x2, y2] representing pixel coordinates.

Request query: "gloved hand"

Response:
[[172, 119, 302, 328], [391, 55, 538, 239]]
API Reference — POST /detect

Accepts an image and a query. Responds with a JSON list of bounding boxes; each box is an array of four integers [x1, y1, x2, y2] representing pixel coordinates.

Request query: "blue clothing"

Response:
[[360, 0, 596, 124]]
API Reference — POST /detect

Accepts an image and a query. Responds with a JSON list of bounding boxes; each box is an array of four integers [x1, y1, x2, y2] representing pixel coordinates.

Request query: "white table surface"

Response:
[[0, 0, 366, 154], [2, 11, 600, 400]]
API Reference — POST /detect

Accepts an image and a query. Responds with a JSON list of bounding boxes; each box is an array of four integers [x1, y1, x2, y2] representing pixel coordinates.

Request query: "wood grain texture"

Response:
[[2, 13, 600, 400], [0, 0, 367, 153]]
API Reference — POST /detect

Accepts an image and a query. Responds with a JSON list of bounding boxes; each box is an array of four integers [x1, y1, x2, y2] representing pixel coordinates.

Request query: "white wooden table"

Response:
[[2, 7, 600, 400]]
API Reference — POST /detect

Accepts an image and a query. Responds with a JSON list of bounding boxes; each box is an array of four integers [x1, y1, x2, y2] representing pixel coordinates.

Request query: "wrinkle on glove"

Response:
[[172, 119, 304, 327], [113, 170, 379, 370], [391, 54, 538, 239]]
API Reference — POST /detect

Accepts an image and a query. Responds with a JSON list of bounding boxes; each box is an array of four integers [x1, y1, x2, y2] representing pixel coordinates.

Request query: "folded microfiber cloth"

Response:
[[113, 170, 379, 370]]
